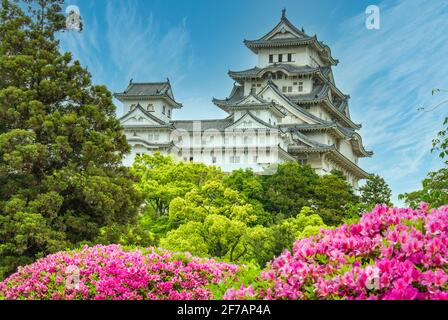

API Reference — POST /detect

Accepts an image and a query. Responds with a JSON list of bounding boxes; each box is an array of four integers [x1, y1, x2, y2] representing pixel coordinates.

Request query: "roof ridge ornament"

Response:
[[281, 8, 286, 20]]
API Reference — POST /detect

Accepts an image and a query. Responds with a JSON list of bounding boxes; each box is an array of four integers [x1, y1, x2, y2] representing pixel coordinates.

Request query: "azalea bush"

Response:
[[224, 204, 448, 300], [0, 245, 239, 300]]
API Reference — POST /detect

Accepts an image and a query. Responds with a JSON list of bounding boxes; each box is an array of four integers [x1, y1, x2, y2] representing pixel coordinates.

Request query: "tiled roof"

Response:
[[243, 10, 338, 65], [288, 83, 329, 103], [229, 64, 326, 79], [124, 82, 169, 96], [114, 81, 182, 108], [217, 84, 245, 104]]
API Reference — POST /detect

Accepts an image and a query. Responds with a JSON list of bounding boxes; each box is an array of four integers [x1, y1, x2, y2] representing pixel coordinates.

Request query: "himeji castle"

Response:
[[114, 10, 373, 189]]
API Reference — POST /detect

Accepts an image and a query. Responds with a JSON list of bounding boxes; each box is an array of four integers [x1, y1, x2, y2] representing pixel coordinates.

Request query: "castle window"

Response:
[[269, 54, 273, 63], [168, 109, 171, 118], [230, 156, 240, 163], [298, 82, 304, 92], [257, 83, 261, 87], [147, 104, 154, 112], [278, 54, 283, 62], [212, 156, 217, 164], [288, 86, 292, 93], [162, 106, 166, 115], [282, 86, 287, 93], [293, 82, 298, 85], [287, 53, 292, 62]]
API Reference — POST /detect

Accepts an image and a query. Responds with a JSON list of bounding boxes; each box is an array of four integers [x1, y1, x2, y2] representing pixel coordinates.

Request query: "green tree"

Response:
[[432, 116, 448, 163], [168, 180, 258, 226], [0, 0, 141, 278], [313, 171, 359, 225], [223, 169, 271, 225], [268, 206, 326, 257], [359, 174, 393, 210], [261, 162, 319, 217], [399, 168, 448, 208], [133, 153, 222, 216], [161, 215, 248, 263]]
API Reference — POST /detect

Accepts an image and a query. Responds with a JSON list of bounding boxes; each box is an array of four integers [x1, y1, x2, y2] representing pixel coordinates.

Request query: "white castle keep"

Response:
[[114, 10, 372, 189]]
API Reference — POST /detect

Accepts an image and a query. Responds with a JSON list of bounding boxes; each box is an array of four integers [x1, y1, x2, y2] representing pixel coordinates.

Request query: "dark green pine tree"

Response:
[[359, 174, 393, 209], [0, 0, 142, 278], [261, 162, 319, 218], [313, 171, 360, 225]]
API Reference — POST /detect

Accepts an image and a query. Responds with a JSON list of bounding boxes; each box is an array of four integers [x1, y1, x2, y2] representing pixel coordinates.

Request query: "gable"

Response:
[[120, 107, 165, 126], [226, 112, 272, 130], [261, 18, 306, 41], [270, 31, 297, 40], [237, 94, 266, 105], [259, 86, 317, 124]]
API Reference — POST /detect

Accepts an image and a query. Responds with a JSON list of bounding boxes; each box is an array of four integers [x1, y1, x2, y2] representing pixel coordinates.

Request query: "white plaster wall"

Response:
[[307, 105, 332, 121], [307, 47, 325, 67], [124, 129, 171, 143], [340, 140, 356, 162], [257, 47, 308, 67], [244, 78, 312, 96]]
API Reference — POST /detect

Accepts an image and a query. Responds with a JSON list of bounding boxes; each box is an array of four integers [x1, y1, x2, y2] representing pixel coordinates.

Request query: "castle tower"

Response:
[[213, 10, 372, 188], [115, 10, 372, 189]]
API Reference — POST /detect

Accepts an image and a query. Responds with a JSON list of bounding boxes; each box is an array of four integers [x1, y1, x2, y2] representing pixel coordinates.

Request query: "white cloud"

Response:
[[59, 0, 194, 116], [61, 3, 190, 82], [104, 0, 193, 87]]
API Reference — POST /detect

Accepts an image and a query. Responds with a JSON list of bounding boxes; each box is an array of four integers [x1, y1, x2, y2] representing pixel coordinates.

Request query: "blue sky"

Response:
[[59, 0, 448, 204]]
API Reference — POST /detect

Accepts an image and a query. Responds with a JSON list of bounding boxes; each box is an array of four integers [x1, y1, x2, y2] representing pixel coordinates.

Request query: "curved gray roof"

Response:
[[114, 81, 182, 108], [243, 10, 338, 65], [229, 64, 328, 79], [288, 83, 330, 103]]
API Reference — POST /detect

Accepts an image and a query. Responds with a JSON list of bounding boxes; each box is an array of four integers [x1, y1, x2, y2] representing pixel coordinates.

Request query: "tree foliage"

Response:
[[0, 0, 141, 278], [359, 174, 392, 210], [399, 167, 448, 209], [313, 171, 359, 225], [132, 153, 222, 216], [261, 162, 318, 217], [432, 116, 448, 163]]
